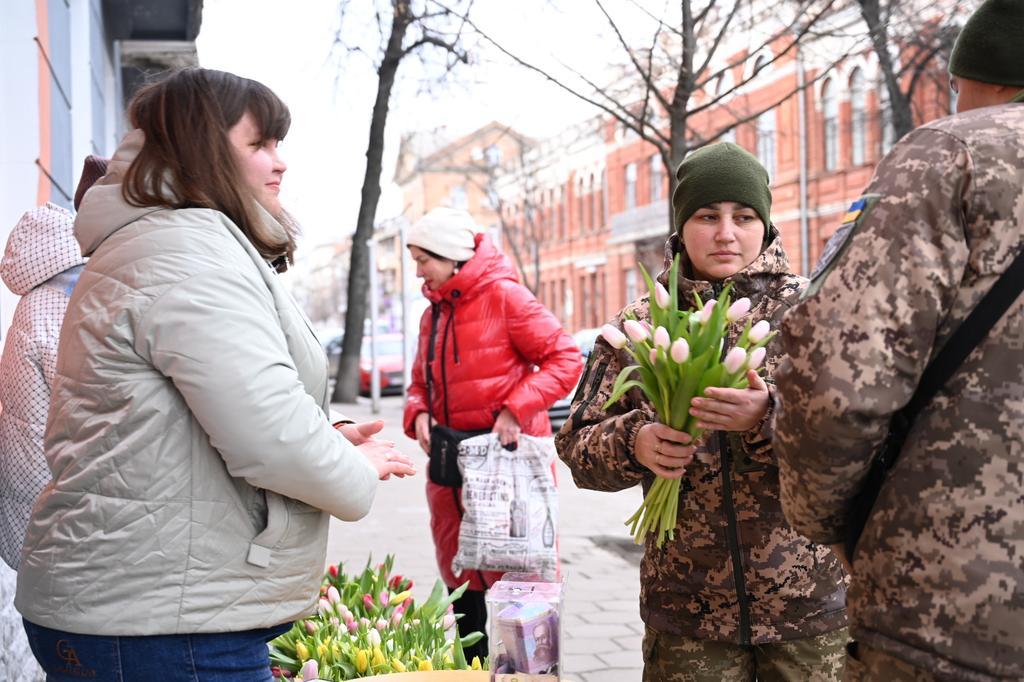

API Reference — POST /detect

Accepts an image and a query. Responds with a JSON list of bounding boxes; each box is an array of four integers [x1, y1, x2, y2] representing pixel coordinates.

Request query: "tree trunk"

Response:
[[859, 0, 915, 139], [332, 1, 411, 403]]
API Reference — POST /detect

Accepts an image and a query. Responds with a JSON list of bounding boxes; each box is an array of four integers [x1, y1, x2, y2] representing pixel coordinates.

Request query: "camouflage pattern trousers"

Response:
[[642, 626, 849, 682], [843, 642, 936, 681]]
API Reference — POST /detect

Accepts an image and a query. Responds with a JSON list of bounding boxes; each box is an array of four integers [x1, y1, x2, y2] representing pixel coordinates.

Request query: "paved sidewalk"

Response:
[[325, 396, 646, 682]]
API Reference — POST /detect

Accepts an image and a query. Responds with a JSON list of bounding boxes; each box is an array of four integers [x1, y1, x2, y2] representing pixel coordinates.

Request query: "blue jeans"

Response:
[[23, 619, 291, 682]]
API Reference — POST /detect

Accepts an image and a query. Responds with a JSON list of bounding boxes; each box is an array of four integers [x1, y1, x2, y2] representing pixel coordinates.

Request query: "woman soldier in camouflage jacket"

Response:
[[556, 144, 848, 682]]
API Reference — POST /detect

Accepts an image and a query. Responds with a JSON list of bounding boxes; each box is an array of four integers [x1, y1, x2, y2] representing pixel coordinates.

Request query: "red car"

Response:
[[358, 333, 406, 396]]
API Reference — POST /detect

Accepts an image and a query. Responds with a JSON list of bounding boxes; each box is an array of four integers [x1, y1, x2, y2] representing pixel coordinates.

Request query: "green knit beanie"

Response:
[[671, 142, 772, 235], [949, 0, 1024, 87]]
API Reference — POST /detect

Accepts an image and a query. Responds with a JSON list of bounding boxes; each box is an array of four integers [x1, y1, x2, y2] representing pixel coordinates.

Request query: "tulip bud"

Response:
[[419, 659, 433, 671], [670, 338, 689, 363], [295, 641, 310, 662], [316, 642, 329, 660], [748, 347, 767, 370], [379, 590, 389, 607], [372, 646, 386, 667], [360, 617, 371, 628], [362, 594, 374, 611], [726, 297, 752, 322], [647, 348, 657, 365], [347, 620, 359, 633], [392, 658, 407, 673], [389, 590, 413, 606], [654, 282, 671, 308], [376, 618, 388, 631], [699, 299, 716, 323], [328, 564, 339, 579], [623, 319, 649, 343], [653, 326, 670, 349], [391, 609, 404, 626], [601, 324, 628, 349], [368, 622, 385, 647], [749, 320, 771, 343], [442, 613, 457, 631], [327, 586, 341, 605], [317, 599, 331, 617], [300, 659, 319, 681], [329, 616, 340, 628], [304, 620, 316, 636], [724, 347, 747, 374], [471, 656, 483, 670], [355, 649, 369, 674]]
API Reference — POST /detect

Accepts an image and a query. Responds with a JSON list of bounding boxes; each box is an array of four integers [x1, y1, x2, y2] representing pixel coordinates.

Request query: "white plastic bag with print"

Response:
[[452, 433, 558, 580]]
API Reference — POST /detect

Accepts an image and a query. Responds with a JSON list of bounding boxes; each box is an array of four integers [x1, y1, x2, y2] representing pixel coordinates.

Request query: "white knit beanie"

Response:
[[407, 207, 481, 262]]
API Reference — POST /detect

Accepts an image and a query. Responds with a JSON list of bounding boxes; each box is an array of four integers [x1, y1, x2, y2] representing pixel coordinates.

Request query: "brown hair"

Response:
[[123, 68, 297, 272]]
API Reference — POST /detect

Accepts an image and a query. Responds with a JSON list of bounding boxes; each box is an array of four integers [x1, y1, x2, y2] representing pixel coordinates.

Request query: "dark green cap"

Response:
[[949, 0, 1024, 87], [671, 142, 771, 235]]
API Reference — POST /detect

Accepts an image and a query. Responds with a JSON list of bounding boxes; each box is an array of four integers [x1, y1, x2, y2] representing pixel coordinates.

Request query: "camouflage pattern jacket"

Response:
[[557, 231, 848, 645], [775, 103, 1024, 680]]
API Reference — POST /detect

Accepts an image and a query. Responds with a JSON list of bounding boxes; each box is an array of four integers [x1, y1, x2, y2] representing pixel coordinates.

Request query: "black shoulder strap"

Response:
[[903, 245, 1024, 425]]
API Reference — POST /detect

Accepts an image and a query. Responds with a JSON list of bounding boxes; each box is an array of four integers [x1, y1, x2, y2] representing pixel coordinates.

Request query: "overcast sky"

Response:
[[195, 0, 632, 249]]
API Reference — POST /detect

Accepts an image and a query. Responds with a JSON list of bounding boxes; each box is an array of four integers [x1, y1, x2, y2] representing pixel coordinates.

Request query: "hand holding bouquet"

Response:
[[600, 256, 774, 546]]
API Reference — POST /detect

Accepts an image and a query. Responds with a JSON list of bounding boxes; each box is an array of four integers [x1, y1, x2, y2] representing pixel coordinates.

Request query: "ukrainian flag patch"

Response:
[[804, 194, 880, 298], [840, 197, 867, 225]]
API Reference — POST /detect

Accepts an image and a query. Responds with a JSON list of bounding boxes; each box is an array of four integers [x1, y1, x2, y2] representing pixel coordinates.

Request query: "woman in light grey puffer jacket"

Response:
[[16, 68, 416, 681]]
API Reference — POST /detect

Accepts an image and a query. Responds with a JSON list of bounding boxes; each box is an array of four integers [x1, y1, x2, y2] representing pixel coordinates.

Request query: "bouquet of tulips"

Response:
[[600, 256, 774, 547], [269, 555, 484, 680]]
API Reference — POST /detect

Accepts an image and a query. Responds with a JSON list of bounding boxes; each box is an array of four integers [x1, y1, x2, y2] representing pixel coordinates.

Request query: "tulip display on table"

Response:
[[269, 556, 484, 680], [601, 256, 775, 547]]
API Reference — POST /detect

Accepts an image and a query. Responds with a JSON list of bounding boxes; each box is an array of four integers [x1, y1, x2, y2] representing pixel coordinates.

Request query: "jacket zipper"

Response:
[[711, 281, 752, 645]]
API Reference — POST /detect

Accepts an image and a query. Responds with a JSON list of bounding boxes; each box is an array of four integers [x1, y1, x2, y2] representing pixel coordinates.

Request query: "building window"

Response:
[[822, 78, 838, 171], [879, 85, 896, 156], [625, 269, 637, 304], [649, 154, 662, 202], [625, 162, 637, 210], [589, 174, 597, 230], [850, 68, 867, 166], [558, 188, 566, 240], [756, 110, 776, 178], [484, 144, 502, 167], [598, 170, 607, 227], [449, 185, 468, 210], [577, 177, 586, 235]]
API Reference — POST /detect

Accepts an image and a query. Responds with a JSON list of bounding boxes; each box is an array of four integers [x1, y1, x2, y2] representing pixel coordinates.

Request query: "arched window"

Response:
[[756, 110, 776, 178], [598, 170, 606, 227], [752, 53, 769, 80], [822, 78, 839, 171], [588, 174, 596, 230], [849, 68, 867, 165], [624, 163, 638, 211], [649, 154, 663, 202]]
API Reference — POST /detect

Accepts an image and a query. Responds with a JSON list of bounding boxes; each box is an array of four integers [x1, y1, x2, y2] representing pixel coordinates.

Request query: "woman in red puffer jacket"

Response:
[[402, 207, 582, 661]]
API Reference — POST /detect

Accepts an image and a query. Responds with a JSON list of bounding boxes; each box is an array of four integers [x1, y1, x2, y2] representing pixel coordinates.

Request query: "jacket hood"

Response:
[[2, 202, 85, 295], [656, 223, 793, 304], [422, 233, 519, 304], [74, 130, 162, 257]]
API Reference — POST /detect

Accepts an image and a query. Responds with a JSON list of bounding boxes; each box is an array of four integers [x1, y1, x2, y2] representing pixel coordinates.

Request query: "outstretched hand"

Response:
[[336, 419, 416, 480]]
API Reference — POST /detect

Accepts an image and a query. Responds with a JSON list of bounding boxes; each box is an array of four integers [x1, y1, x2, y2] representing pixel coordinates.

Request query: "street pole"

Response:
[[368, 238, 380, 414], [796, 40, 811, 276], [399, 220, 414, 395]]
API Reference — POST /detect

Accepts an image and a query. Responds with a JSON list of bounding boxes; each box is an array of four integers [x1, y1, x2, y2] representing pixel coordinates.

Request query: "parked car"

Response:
[[324, 331, 407, 396], [547, 328, 601, 431]]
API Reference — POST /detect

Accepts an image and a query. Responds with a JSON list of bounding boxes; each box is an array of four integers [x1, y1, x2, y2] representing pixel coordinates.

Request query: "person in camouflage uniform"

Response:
[[774, 2, 1024, 680], [557, 143, 848, 681]]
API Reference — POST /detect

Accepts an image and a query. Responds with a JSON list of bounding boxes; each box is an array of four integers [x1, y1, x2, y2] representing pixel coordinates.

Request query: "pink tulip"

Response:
[[623, 319, 649, 343], [749, 320, 771, 343], [649, 348, 658, 365], [442, 613, 457, 631], [654, 282, 671, 308], [376, 618, 388, 631], [329, 616, 340, 628], [653, 326, 670, 349], [304, 619, 316, 636], [748, 347, 767, 370], [391, 609, 404, 626], [347, 620, 359, 633], [379, 590, 389, 607], [300, 660, 319, 681], [362, 594, 374, 611], [327, 586, 341, 605], [317, 599, 332, 617], [670, 338, 689, 363], [699, 299, 716, 323], [724, 347, 747, 374], [600, 324, 628, 349], [726, 297, 752, 322]]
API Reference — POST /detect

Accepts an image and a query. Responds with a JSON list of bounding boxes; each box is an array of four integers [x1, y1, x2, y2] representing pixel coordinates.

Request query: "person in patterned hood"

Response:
[[557, 143, 848, 681]]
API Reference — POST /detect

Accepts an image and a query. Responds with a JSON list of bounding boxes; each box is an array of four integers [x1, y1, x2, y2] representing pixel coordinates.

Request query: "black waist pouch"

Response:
[[428, 425, 490, 487]]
